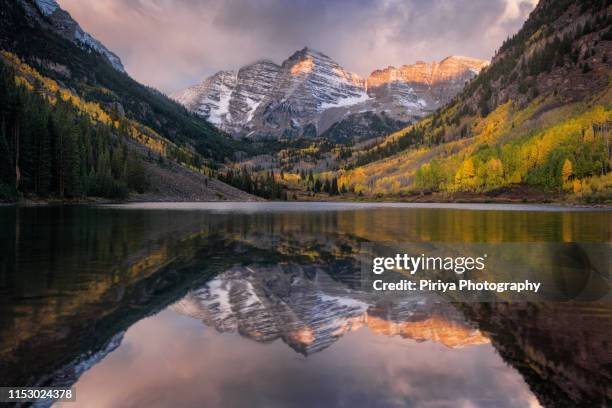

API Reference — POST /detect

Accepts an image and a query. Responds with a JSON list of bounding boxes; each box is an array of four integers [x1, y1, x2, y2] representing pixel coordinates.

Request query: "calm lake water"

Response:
[[0, 203, 610, 408]]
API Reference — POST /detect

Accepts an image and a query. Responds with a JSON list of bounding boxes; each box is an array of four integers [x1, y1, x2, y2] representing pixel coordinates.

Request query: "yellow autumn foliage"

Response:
[[1, 50, 215, 171], [338, 90, 611, 201]]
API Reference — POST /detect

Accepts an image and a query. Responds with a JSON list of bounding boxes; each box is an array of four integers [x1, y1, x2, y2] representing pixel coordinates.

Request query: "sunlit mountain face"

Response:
[[171, 48, 488, 140]]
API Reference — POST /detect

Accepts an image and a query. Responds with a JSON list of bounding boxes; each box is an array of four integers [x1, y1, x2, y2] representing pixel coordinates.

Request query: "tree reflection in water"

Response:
[[0, 204, 609, 407]]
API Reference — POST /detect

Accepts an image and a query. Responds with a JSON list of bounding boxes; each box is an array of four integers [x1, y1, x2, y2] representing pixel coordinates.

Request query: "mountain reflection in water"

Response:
[[0, 203, 610, 408], [171, 265, 489, 353]]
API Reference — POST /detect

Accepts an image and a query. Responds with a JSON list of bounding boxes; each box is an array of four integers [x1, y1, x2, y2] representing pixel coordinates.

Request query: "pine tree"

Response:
[[314, 178, 322, 193], [331, 177, 339, 195], [323, 178, 331, 194], [127, 151, 148, 193]]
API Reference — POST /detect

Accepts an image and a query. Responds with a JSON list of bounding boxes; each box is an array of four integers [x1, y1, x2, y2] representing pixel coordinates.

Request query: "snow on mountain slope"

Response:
[[172, 70, 237, 126], [34, 0, 58, 16], [26, 0, 125, 72], [278, 47, 368, 113], [245, 47, 370, 138], [171, 265, 488, 355], [366, 56, 490, 109], [172, 49, 488, 139], [73, 27, 125, 72], [231, 60, 280, 125]]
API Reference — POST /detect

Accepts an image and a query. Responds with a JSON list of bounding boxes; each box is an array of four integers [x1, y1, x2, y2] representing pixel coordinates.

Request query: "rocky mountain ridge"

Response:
[[367, 56, 489, 112], [0, 0, 260, 201], [335, 0, 611, 202], [20, 0, 125, 72], [172, 48, 488, 140], [171, 265, 488, 355]]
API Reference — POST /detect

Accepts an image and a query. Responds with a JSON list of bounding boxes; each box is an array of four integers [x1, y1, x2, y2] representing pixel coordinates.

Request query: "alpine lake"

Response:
[[1, 202, 610, 408]]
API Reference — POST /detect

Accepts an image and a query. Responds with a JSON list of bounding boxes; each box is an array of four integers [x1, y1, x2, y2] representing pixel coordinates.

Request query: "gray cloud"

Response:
[[57, 0, 537, 94]]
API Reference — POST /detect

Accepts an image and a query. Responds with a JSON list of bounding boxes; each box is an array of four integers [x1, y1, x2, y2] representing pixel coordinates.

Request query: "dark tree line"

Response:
[[0, 62, 147, 200], [220, 166, 345, 199], [316, 177, 340, 195], [219, 168, 287, 200], [297, 169, 342, 195]]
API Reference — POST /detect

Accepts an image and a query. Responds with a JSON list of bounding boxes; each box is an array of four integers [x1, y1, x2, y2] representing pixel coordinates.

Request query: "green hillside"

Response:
[[0, 0, 266, 201], [0, 59, 148, 199], [0, 0, 247, 163], [335, 0, 611, 203]]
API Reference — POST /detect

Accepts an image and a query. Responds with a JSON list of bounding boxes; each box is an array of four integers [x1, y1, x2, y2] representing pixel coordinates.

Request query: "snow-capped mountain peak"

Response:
[[277, 47, 368, 112], [170, 265, 489, 355], [171, 48, 488, 139]]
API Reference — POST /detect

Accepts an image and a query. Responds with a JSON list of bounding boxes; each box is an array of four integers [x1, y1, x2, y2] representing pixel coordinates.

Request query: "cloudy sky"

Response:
[[57, 0, 538, 94]]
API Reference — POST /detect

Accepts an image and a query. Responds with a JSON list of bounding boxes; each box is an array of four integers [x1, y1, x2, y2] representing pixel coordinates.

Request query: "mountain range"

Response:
[[171, 49, 488, 140], [0, 0, 609, 203], [0, 0, 264, 201], [327, 0, 611, 202], [171, 265, 488, 355]]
